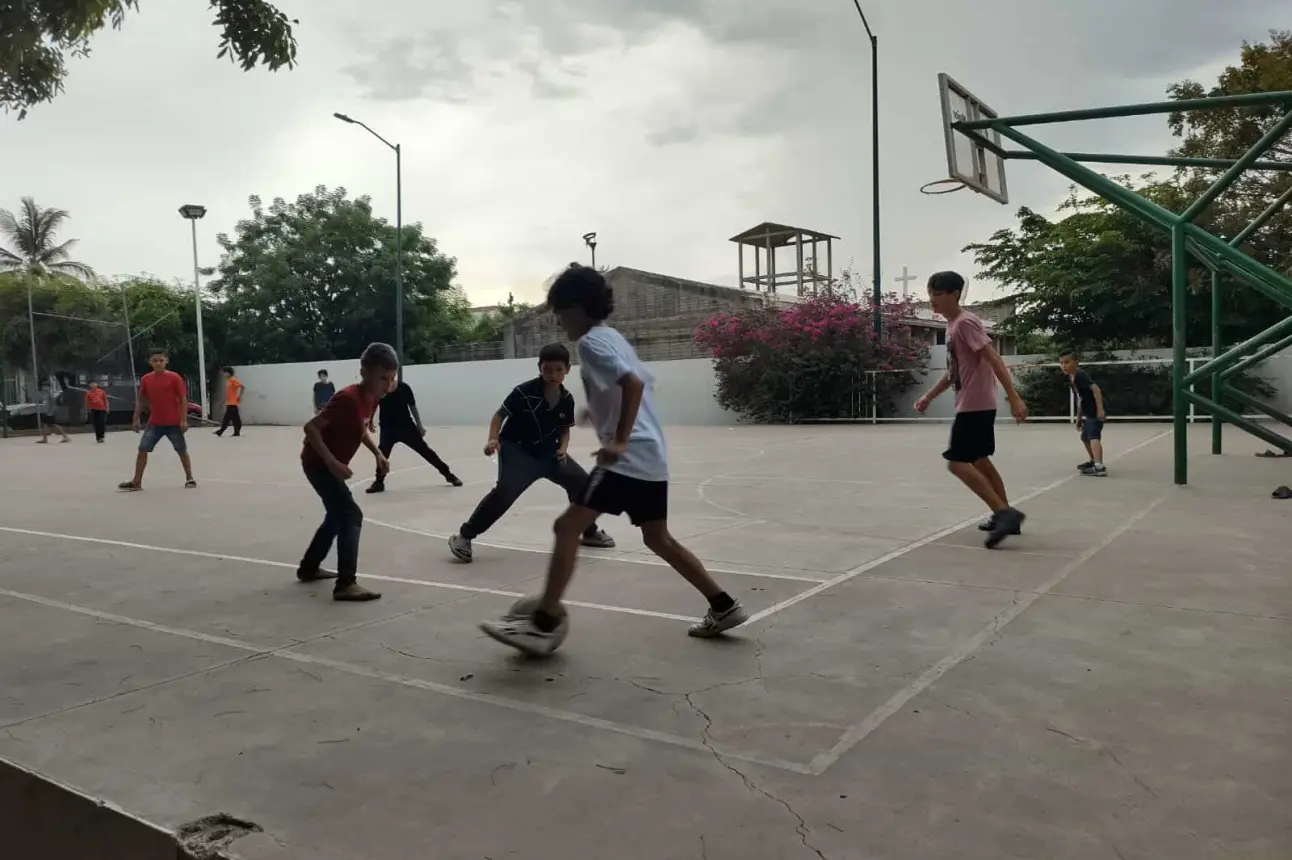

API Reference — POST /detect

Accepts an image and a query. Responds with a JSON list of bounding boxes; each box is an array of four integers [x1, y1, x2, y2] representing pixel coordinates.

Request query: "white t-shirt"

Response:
[[577, 326, 668, 481]]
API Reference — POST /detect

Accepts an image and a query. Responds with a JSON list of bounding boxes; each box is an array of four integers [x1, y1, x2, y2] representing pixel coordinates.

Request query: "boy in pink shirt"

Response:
[[914, 272, 1029, 548]]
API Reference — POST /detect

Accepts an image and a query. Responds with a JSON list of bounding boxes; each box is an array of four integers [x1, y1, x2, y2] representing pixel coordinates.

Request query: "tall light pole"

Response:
[[583, 232, 598, 268], [335, 112, 404, 378], [850, 1, 882, 338], [25, 275, 42, 436], [178, 204, 209, 419]]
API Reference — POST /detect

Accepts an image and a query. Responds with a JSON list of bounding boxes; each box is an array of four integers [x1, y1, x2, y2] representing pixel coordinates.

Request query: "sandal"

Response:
[[1255, 449, 1290, 458], [184, 478, 197, 489], [118, 481, 142, 492], [1272, 486, 1292, 500], [297, 566, 339, 582]]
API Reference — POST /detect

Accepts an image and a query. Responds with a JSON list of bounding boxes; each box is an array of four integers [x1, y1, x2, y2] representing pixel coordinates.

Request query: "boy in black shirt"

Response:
[[313, 370, 335, 414], [1059, 352, 1107, 476], [449, 343, 614, 561], [366, 377, 462, 492]]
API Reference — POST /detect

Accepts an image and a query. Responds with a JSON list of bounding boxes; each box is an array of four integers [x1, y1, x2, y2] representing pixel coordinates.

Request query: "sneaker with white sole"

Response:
[[448, 534, 473, 562], [1081, 464, 1108, 477], [688, 602, 749, 638], [580, 528, 616, 549], [480, 617, 563, 657]]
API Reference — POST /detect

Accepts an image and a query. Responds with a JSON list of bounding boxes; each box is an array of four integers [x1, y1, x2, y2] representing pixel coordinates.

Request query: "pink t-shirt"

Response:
[[946, 312, 997, 412]]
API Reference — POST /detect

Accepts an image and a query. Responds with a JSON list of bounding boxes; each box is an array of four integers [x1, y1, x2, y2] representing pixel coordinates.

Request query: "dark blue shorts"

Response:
[[139, 424, 187, 454], [1080, 417, 1103, 442]]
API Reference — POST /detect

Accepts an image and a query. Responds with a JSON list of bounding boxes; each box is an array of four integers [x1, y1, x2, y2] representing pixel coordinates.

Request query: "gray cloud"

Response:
[[645, 124, 701, 146], [342, 31, 477, 102]]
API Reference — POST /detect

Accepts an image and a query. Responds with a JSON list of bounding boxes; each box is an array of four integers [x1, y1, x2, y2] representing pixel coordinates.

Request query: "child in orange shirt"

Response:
[[85, 382, 109, 442], [215, 366, 245, 437]]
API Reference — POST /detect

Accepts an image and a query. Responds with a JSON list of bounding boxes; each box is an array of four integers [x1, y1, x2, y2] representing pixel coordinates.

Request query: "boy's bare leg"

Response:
[[1090, 439, 1104, 463], [947, 461, 1007, 512], [639, 521, 722, 598], [538, 505, 601, 615], [1082, 439, 1094, 459], [178, 451, 195, 482], [972, 457, 1009, 508], [132, 452, 148, 486]]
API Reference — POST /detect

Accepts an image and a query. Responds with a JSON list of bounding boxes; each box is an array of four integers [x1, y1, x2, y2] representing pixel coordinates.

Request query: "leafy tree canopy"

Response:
[[0, 197, 95, 278], [209, 186, 464, 365], [965, 31, 1292, 352], [1, 0, 297, 119]]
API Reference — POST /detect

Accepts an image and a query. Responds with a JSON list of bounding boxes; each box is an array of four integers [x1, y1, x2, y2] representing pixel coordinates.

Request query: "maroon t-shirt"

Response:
[[302, 384, 375, 470]]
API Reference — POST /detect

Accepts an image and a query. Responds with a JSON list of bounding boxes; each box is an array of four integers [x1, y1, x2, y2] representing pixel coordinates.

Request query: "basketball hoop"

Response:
[[920, 178, 967, 196]]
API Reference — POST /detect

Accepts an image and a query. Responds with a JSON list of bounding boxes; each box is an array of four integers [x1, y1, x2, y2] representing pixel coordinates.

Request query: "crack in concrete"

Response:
[[1046, 726, 1158, 797], [684, 692, 827, 860]]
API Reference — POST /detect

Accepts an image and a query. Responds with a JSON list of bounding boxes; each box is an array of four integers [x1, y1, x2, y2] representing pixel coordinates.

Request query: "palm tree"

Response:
[[0, 197, 95, 278]]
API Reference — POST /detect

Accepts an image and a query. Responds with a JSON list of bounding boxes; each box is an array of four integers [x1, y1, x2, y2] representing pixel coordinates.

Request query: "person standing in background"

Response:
[[313, 369, 336, 414], [214, 366, 245, 437], [36, 382, 70, 443], [85, 381, 109, 443]]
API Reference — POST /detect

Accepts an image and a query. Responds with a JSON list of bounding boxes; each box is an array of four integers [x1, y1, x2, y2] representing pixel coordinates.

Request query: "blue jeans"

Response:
[[1080, 417, 1104, 442], [138, 425, 187, 454], [301, 466, 362, 587]]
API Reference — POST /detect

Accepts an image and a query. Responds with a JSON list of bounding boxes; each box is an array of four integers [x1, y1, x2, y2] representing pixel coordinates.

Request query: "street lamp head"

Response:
[[178, 204, 207, 220], [333, 112, 355, 124], [582, 232, 598, 247]]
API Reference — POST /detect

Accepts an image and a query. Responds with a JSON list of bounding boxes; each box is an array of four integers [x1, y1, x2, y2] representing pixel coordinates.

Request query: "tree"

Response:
[[209, 186, 463, 365], [693, 284, 930, 423], [462, 293, 532, 343], [965, 32, 1292, 352], [0, 198, 95, 278], [0, 273, 116, 378], [2, 0, 298, 119]]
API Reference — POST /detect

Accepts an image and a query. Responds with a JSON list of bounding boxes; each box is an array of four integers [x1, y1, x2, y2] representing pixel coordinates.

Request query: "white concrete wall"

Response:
[[233, 357, 737, 427]]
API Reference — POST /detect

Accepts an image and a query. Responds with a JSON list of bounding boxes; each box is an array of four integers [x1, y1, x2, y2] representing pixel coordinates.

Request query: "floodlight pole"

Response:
[[851, 2, 882, 338], [179, 205, 209, 419], [25, 276, 42, 436], [334, 112, 405, 380]]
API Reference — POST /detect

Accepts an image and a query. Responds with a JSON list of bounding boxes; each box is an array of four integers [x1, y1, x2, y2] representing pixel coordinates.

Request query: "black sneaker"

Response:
[[1081, 464, 1108, 477], [985, 508, 1026, 549], [446, 474, 464, 487], [1076, 460, 1094, 471], [978, 514, 1021, 535], [365, 481, 385, 494]]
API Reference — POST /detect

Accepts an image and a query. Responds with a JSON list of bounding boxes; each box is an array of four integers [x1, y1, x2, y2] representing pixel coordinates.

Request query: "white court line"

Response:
[[365, 517, 830, 584], [0, 527, 697, 623], [743, 430, 1171, 627], [807, 489, 1169, 775], [0, 584, 813, 775]]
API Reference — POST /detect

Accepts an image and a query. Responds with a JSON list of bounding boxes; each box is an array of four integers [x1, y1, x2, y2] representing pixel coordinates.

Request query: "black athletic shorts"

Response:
[[582, 467, 668, 525], [943, 409, 997, 463]]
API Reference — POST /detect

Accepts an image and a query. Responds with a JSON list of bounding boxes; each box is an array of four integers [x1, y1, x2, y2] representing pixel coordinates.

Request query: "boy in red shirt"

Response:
[[85, 381, 109, 442], [914, 272, 1028, 548], [120, 349, 195, 491], [298, 342, 398, 602]]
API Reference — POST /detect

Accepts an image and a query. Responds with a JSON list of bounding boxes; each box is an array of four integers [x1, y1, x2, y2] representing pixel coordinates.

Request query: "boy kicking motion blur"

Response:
[[298, 342, 397, 601], [914, 272, 1028, 548], [480, 264, 747, 657], [119, 349, 195, 490], [366, 376, 462, 492], [449, 343, 614, 562]]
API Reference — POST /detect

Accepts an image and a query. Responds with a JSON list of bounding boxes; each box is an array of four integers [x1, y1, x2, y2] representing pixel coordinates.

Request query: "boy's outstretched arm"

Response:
[[915, 373, 952, 412], [983, 346, 1028, 422]]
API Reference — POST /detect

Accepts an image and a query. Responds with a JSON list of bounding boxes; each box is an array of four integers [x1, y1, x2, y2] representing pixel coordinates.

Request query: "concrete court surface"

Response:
[[0, 420, 1288, 860]]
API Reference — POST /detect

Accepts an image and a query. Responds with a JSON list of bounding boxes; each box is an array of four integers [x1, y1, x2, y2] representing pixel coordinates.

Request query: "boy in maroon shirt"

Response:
[[298, 342, 397, 601], [914, 272, 1029, 548], [119, 349, 195, 490]]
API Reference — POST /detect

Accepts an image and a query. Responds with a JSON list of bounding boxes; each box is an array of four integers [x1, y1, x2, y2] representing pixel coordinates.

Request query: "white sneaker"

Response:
[[480, 617, 563, 657], [688, 602, 749, 638], [580, 528, 616, 549], [448, 534, 473, 562]]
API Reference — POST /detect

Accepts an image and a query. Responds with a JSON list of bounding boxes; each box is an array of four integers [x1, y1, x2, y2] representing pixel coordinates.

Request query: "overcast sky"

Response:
[[1, 0, 1282, 306]]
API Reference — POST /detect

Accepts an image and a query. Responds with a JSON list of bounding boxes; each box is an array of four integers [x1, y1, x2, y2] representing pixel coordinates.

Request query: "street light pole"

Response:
[[583, 232, 598, 268], [178, 204, 209, 419], [851, 1, 882, 339], [25, 277, 42, 437], [335, 112, 405, 379]]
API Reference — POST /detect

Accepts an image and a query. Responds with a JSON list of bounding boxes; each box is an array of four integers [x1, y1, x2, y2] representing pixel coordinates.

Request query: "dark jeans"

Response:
[[301, 466, 363, 587], [375, 424, 452, 480], [90, 409, 107, 441], [460, 442, 599, 540], [217, 405, 242, 436]]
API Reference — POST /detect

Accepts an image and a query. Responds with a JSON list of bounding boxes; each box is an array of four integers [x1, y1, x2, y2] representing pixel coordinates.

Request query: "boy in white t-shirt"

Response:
[[480, 264, 748, 656]]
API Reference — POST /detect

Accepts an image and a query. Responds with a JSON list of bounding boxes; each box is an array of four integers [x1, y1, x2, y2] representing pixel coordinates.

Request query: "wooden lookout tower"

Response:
[[729, 222, 839, 296]]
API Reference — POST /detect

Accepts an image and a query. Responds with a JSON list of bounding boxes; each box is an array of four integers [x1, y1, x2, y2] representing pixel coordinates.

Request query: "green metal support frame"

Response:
[[953, 89, 1292, 484]]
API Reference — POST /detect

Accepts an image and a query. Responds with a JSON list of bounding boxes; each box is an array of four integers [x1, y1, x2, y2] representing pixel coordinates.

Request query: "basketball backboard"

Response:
[[938, 73, 1009, 205]]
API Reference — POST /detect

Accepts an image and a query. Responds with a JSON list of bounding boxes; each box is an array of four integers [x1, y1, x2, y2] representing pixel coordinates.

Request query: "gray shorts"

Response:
[[139, 424, 187, 454], [1080, 417, 1104, 442]]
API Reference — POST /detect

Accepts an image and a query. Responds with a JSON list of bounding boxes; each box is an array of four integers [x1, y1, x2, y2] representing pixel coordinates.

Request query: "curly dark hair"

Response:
[[546, 264, 614, 321]]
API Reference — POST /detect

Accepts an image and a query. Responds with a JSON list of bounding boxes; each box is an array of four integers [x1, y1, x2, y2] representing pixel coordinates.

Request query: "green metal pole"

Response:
[[1180, 109, 1292, 223], [1184, 390, 1292, 454], [1220, 331, 1292, 379], [1172, 225, 1189, 485], [1230, 184, 1292, 247], [1211, 270, 1222, 454], [1001, 150, 1292, 174], [1220, 385, 1292, 428], [957, 90, 1292, 132], [1185, 314, 1292, 385]]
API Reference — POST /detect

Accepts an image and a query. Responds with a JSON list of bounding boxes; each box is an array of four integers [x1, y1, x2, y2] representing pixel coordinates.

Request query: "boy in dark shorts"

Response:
[[365, 376, 462, 492], [120, 350, 195, 490], [449, 343, 615, 561], [1059, 352, 1107, 476], [914, 272, 1029, 548], [298, 342, 396, 601], [480, 264, 747, 656], [35, 383, 70, 443]]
